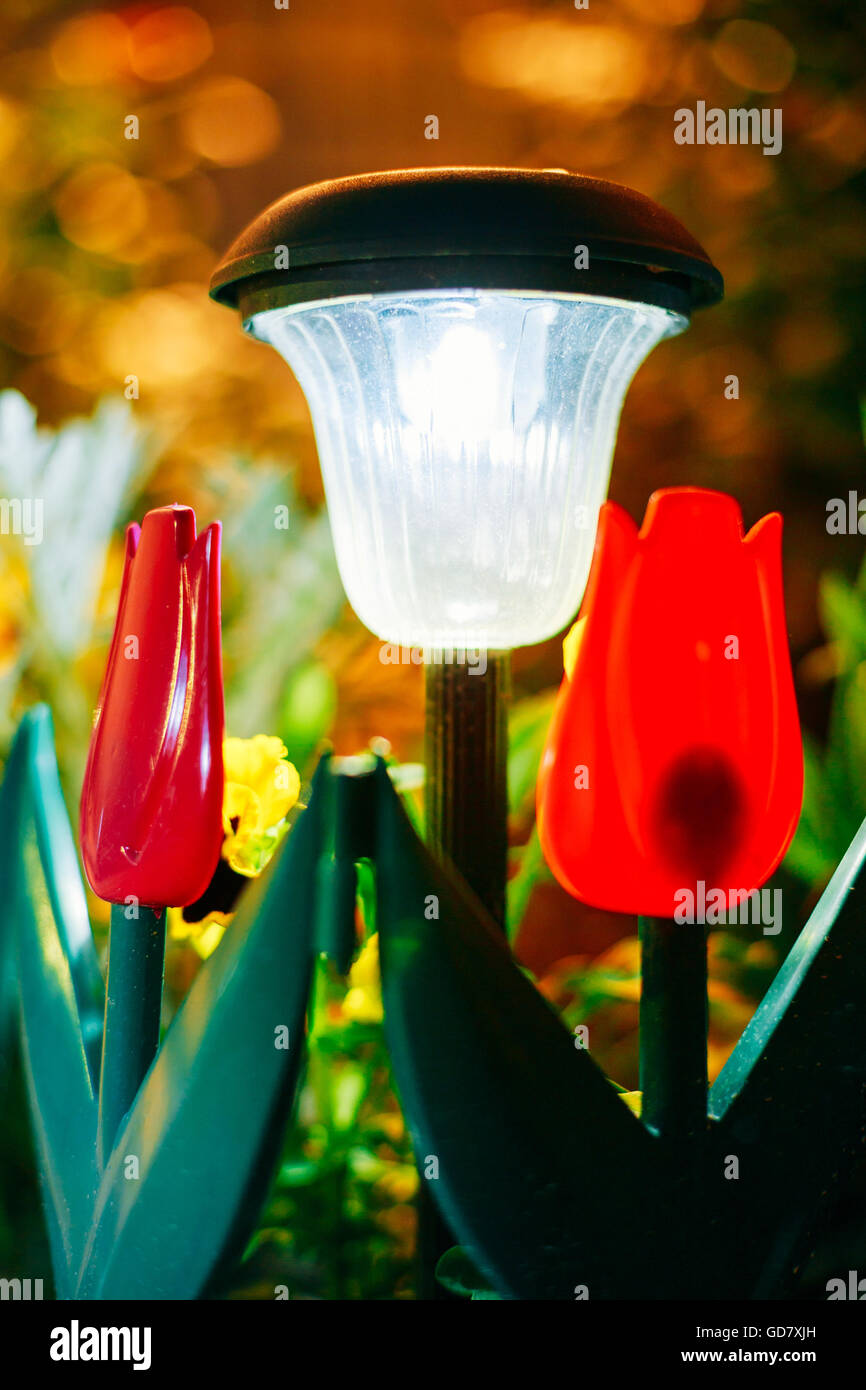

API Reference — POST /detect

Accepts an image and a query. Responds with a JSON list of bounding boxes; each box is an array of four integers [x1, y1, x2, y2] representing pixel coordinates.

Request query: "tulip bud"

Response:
[[537, 488, 804, 918], [80, 505, 225, 909]]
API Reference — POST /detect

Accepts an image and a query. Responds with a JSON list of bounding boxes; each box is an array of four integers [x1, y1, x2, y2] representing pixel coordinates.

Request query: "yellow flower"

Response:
[[169, 733, 300, 959], [222, 734, 301, 877], [342, 933, 384, 1023], [169, 907, 230, 960], [563, 615, 586, 681]]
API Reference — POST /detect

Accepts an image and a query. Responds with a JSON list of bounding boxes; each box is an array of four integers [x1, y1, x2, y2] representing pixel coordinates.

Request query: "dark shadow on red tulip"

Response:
[[653, 746, 745, 884]]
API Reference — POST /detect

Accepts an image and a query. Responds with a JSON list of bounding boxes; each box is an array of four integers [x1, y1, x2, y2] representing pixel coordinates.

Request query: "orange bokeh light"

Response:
[[128, 7, 213, 83]]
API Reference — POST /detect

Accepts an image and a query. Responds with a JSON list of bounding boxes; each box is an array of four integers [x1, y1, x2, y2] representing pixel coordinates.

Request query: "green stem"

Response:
[[638, 915, 708, 1144], [97, 902, 166, 1167]]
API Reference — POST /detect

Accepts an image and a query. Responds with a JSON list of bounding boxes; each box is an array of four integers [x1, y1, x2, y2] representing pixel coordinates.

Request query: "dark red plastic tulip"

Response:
[[536, 488, 803, 918], [81, 505, 224, 909]]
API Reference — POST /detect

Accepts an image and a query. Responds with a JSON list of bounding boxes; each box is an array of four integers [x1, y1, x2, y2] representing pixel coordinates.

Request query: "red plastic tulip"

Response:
[[536, 488, 803, 918], [80, 505, 224, 909]]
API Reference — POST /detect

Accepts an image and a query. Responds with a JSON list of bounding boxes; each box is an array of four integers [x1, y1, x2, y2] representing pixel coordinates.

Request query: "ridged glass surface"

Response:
[[251, 291, 686, 650]]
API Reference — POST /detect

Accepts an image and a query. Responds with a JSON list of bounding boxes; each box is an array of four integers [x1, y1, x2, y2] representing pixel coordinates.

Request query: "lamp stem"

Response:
[[638, 915, 708, 1144], [424, 653, 510, 928], [419, 652, 510, 1298], [97, 903, 166, 1168]]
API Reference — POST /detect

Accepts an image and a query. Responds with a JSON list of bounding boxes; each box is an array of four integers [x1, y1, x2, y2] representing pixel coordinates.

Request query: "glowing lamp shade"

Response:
[[210, 169, 723, 649], [251, 291, 684, 649]]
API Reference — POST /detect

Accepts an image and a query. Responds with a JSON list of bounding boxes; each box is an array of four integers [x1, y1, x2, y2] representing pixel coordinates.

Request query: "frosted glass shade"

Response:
[[250, 290, 685, 650]]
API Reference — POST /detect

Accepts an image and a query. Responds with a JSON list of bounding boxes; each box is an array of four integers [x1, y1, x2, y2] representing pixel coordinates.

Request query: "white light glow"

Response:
[[250, 290, 685, 650]]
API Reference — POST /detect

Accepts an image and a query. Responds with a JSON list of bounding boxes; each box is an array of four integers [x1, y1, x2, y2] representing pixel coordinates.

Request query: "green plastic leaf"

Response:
[[373, 754, 866, 1300], [371, 760, 661, 1300], [0, 706, 103, 1296], [73, 763, 328, 1299], [436, 1246, 501, 1300], [1, 707, 329, 1300], [710, 812, 866, 1295]]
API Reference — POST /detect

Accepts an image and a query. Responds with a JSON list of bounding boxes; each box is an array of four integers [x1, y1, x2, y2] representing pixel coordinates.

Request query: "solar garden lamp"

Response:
[[210, 173, 725, 1298], [210, 166, 722, 939]]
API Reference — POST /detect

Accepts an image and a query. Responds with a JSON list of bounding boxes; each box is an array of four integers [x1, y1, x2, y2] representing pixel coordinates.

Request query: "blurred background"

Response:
[[0, 0, 864, 1298]]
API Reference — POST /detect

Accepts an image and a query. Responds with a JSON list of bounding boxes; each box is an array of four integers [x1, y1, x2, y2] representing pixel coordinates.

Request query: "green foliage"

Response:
[[239, 960, 417, 1300], [220, 466, 343, 745], [787, 555, 866, 886], [507, 691, 556, 942]]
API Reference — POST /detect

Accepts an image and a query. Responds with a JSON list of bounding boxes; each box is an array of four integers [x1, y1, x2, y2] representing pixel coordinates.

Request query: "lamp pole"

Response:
[[420, 653, 510, 1297], [425, 655, 510, 930]]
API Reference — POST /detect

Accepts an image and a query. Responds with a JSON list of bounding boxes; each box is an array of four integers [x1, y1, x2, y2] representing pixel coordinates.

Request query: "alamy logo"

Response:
[[674, 101, 782, 156], [826, 492, 866, 535], [674, 881, 782, 935], [50, 1320, 152, 1371], [0, 1277, 43, 1299], [379, 644, 488, 676], [827, 1270, 866, 1299], [0, 496, 43, 546]]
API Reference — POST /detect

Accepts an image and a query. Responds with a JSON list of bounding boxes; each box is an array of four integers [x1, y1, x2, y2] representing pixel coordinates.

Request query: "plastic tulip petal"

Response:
[[80, 506, 225, 908], [536, 488, 804, 918]]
